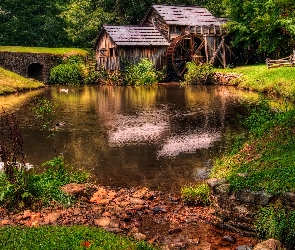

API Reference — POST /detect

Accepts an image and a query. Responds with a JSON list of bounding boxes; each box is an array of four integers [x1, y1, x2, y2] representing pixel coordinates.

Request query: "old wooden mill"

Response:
[[94, 4, 231, 80]]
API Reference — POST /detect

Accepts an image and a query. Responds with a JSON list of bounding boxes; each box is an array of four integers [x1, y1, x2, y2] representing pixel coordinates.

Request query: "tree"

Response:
[[224, 0, 295, 57], [61, 0, 116, 47], [0, 0, 70, 47]]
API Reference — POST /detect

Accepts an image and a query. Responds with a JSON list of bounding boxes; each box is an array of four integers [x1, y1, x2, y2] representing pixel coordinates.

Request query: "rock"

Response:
[[1, 219, 10, 225], [22, 210, 31, 219], [152, 206, 167, 213], [253, 239, 286, 250], [132, 187, 149, 199], [61, 183, 87, 197], [207, 178, 226, 188], [43, 212, 61, 224], [129, 198, 145, 205], [223, 235, 236, 243], [237, 245, 253, 250], [168, 227, 182, 235], [132, 232, 146, 241], [94, 217, 111, 227]]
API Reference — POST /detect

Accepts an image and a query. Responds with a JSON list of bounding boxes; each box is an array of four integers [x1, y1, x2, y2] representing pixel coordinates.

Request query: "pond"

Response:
[[0, 84, 266, 193]]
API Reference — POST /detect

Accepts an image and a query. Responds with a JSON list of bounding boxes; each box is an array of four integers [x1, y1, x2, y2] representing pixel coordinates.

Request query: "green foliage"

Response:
[[184, 62, 215, 85], [31, 98, 58, 131], [211, 99, 295, 195], [181, 183, 210, 205], [217, 64, 295, 102], [0, 156, 89, 211], [224, 0, 295, 57], [0, 225, 157, 250], [50, 63, 84, 85], [96, 67, 124, 85], [123, 58, 165, 86], [61, 0, 116, 47], [255, 206, 295, 248], [242, 97, 275, 136]]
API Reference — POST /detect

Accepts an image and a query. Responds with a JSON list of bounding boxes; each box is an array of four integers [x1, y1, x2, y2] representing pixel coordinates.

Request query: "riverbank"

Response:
[[216, 64, 295, 102], [0, 184, 257, 249], [0, 67, 44, 95]]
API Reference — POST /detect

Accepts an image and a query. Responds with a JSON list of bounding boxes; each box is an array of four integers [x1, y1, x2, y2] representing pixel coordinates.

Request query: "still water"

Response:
[[0, 84, 263, 193]]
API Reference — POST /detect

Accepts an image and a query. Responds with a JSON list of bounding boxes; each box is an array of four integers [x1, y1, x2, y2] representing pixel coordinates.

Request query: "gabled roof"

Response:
[[101, 25, 169, 46], [144, 4, 224, 26]]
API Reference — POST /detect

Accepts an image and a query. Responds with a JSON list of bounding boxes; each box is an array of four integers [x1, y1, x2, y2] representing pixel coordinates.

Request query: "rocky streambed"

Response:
[[0, 183, 260, 249]]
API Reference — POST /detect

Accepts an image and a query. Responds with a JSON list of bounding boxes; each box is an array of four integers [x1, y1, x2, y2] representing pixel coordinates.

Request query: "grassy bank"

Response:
[[210, 98, 295, 195], [0, 67, 44, 95], [0, 226, 155, 250], [217, 64, 295, 101], [0, 46, 88, 55]]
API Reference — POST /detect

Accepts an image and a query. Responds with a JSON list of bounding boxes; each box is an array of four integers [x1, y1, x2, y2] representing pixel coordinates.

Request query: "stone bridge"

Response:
[[0, 52, 63, 83]]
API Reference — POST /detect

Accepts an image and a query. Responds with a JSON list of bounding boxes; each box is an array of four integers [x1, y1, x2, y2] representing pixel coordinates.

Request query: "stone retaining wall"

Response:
[[213, 72, 243, 85], [207, 178, 295, 236], [0, 52, 62, 83]]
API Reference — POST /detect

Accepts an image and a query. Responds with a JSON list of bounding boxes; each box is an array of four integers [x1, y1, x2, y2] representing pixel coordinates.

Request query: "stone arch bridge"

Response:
[[0, 52, 63, 83]]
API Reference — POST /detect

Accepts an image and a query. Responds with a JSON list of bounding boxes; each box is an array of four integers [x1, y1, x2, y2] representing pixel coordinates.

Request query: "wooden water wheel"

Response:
[[166, 34, 206, 80]]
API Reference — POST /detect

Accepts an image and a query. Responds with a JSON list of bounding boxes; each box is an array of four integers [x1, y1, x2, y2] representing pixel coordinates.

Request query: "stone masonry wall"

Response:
[[0, 52, 63, 83], [207, 178, 295, 237]]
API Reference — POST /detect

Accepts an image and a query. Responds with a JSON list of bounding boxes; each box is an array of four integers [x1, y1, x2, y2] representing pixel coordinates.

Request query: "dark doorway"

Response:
[[28, 63, 43, 81]]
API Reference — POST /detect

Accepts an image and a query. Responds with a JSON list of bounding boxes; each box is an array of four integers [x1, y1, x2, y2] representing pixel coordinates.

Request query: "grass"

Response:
[[0, 156, 89, 211], [0, 46, 89, 55], [181, 183, 210, 205], [217, 64, 295, 101], [210, 98, 295, 195], [0, 225, 156, 250], [0, 67, 44, 95]]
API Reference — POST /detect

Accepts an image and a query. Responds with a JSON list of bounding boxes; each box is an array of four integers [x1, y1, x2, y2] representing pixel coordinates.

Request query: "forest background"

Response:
[[0, 0, 295, 58]]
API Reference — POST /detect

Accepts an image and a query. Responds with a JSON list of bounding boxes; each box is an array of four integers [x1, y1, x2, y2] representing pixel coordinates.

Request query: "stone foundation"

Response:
[[207, 178, 295, 236], [0, 52, 63, 83]]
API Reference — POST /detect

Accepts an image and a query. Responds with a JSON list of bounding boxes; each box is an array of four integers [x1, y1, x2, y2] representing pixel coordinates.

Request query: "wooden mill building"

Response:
[[94, 4, 229, 80]]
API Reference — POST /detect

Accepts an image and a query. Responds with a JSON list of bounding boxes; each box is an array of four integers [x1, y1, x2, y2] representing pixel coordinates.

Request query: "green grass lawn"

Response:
[[0, 46, 89, 55], [0, 226, 156, 250], [0, 67, 44, 95], [217, 64, 295, 101], [210, 100, 295, 195]]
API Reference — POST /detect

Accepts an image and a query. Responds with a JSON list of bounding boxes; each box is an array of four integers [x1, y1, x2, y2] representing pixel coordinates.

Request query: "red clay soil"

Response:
[[0, 184, 258, 250]]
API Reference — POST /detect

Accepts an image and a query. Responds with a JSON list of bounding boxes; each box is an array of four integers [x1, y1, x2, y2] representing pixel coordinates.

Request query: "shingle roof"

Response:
[[103, 25, 169, 46], [151, 4, 223, 26]]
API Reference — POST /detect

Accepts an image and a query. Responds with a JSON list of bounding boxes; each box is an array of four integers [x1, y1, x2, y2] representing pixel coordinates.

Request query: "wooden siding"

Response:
[[118, 46, 167, 70], [95, 30, 119, 70]]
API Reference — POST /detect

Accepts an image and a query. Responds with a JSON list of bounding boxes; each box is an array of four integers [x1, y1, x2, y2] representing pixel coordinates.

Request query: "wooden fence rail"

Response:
[[266, 54, 295, 69]]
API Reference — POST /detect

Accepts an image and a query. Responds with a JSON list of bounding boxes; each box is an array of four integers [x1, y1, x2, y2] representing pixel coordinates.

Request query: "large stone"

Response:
[[235, 190, 272, 205], [94, 217, 111, 227], [253, 239, 286, 250]]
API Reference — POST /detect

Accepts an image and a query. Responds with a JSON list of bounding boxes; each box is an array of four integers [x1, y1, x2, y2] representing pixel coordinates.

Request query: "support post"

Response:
[[221, 36, 226, 68], [204, 34, 209, 62]]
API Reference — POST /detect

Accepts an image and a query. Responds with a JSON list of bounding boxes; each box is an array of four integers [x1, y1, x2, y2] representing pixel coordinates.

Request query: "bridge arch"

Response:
[[28, 63, 44, 81]]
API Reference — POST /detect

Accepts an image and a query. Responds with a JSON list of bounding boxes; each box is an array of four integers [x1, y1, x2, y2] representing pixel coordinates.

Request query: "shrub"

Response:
[[123, 58, 165, 85], [184, 61, 215, 85], [180, 183, 210, 205], [255, 206, 295, 248], [0, 109, 89, 211], [49, 63, 83, 85]]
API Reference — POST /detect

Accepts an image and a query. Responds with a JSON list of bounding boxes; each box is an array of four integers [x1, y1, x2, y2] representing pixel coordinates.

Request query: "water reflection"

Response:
[[0, 84, 268, 193]]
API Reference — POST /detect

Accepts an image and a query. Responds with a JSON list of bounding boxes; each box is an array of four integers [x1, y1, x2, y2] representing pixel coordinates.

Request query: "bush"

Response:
[[180, 183, 210, 205], [255, 206, 295, 248], [123, 58, 165, 86], [184, 61, 215, 85], [49, 63, 84, 85], [0, 156, 89, 211]]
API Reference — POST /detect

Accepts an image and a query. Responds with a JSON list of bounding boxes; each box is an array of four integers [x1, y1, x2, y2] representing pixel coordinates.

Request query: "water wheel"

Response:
[[166, 34, 205, 80]]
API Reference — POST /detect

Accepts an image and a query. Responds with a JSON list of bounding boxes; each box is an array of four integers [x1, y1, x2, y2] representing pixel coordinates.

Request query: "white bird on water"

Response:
[[59, 88, 69, 93]]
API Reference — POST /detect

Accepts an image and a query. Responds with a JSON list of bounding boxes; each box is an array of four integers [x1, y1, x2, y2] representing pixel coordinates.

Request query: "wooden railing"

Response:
[[266, 54, 295, 69]]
